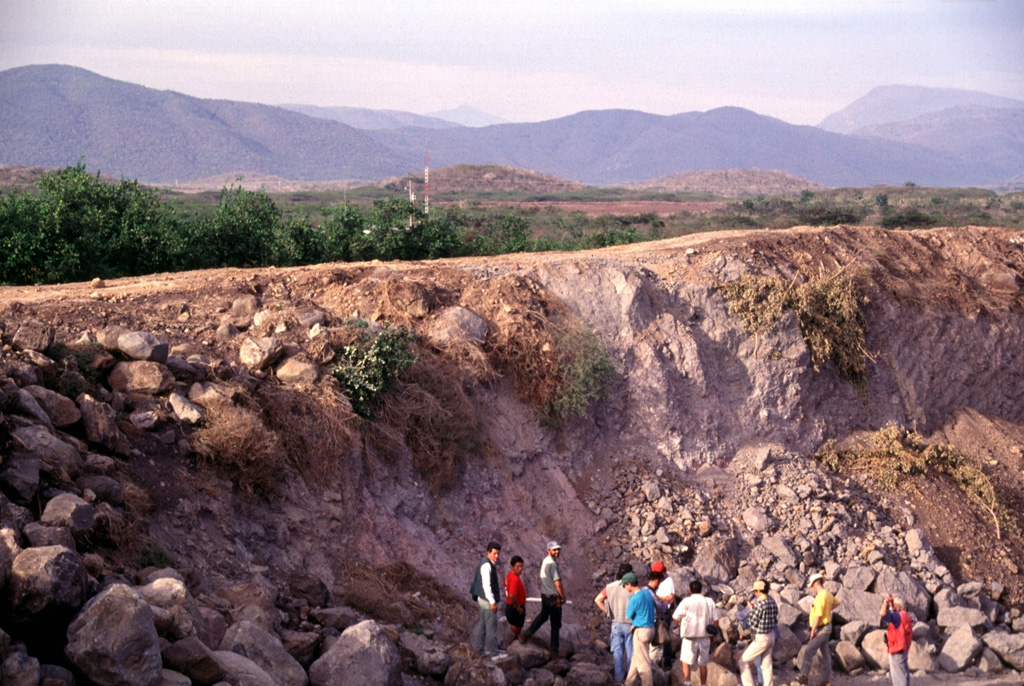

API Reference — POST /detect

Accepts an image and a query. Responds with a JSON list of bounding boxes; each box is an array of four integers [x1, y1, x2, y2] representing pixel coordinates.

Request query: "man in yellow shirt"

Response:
[[798, 572, 839, 686]]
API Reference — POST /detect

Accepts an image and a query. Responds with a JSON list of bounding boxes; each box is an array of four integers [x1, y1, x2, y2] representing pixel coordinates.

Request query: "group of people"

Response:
[[472, 544, 913, 686], [470, 541, 565, 660]]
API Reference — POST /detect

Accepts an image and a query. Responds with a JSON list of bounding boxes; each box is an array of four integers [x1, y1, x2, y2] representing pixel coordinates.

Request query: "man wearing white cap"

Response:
[[520, 541, 566, 655], [798, 572, 839, 686]]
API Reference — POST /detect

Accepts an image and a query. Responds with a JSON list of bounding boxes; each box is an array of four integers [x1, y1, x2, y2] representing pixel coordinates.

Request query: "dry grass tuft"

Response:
[[191, 404, 286, 496], [255, 383, 358, 486]]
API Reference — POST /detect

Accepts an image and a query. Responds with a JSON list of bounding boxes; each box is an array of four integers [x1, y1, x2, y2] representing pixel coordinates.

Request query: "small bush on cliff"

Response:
[[192, 404, 286, 496], [814, 424, 1015, 539], [716, 266, 870, 386], [330, 322, 417, 418], [549, 324, 615, 421]]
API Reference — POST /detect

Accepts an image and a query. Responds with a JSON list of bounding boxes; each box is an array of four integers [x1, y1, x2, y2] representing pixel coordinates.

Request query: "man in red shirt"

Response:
[[505, 555, 527, 640]]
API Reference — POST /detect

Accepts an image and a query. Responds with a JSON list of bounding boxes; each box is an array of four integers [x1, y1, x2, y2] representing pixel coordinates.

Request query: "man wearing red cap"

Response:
[[649, 561, 676, 668]]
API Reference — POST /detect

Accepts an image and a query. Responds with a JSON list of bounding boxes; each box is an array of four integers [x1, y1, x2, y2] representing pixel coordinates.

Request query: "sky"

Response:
[[2, 0, 1023, 126]]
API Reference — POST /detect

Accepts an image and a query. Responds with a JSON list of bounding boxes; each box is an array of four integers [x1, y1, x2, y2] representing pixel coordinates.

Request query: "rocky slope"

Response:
[[1, 225, 1023, 685]]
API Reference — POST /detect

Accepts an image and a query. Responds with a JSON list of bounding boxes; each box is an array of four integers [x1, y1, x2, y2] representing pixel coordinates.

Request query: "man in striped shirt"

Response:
[[739, 579, 778, 686]]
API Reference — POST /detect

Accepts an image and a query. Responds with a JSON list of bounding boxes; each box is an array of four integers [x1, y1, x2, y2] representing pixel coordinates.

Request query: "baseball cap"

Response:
[[547, 541, 562, 550], [621, 572, 638, 586], [752, 579, 767, 592], [651, 561, 666, 573], [807, 573, 825, 587]]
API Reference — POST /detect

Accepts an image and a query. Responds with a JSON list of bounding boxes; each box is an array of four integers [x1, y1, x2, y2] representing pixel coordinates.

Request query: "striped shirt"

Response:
[[748, 595, 779, 634]]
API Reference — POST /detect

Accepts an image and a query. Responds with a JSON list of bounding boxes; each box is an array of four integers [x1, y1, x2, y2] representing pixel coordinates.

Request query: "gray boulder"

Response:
[[564, 662, 613, 686], [210, 650, 276, 686], [835, 588, 885, 625], [275, 357, 320, 385], [239, 337, 285, 371], [108, 361, 175, 395], [875, 569, 930, 621], [761, 535, 797, 567], [76, 474, 124, 505], [860, 629, 888, 670], [9, 545, 88, 620], [938, 624, 982, 672], [773, 624, 801, 663], [137, 576, 203, 640], [162, 636, 225, 685], [507, 638, 551, 669], [12, 319, 54, 352], [1, 648, 40, 686], [427, 306, 489, 346], [10, 424, 80, 472], [118, 331, 169, 363], [398, 630, 450, 677], [0, 527, 21, 590], [834, 640, 865, 674], [40, 492, 96, 536], [65, 583, 162, 686], [840, 564, 876, 592], [15, 388, 54, 429], [309, 620, 401, 686], [169, 392, 204, 424], [443, 659, 508, 686], [908, 640, 938, 672], [219, 620, 308, 686], [693, 536, 739, 583], [741, 507, 772, 532], [0, 453, 39, 504], [982, 631, 1024, 671], [24, 385, 80, 426], [78, 394, 131, 454], [839, 620, 870, 645], [936, 606, 987, 630], [22, 522, 76, 549]]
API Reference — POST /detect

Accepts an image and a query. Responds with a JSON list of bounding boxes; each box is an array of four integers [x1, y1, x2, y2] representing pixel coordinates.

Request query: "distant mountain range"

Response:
[[1, 64, 1021, 188], [819, 85, 1024, 134]]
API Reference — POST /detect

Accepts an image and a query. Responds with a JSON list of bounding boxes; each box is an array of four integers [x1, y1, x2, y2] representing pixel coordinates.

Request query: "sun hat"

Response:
[[807, 573, 825, 587]]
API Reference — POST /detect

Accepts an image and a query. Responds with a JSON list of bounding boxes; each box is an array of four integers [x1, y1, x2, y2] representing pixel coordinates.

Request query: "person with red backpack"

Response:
[[880, 595, 914, 686]]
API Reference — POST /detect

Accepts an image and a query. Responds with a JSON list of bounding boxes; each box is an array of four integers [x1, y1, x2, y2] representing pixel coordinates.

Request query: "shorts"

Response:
[[680, 636, 711, 666], [505, 604, 526, 628]]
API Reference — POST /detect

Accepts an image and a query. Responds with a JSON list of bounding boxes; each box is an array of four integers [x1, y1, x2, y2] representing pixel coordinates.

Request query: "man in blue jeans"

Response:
[[595, 566, 637, 682]]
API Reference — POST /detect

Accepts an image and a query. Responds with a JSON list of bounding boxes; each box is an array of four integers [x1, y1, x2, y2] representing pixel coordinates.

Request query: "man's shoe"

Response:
[[490, 651, 509, 660]]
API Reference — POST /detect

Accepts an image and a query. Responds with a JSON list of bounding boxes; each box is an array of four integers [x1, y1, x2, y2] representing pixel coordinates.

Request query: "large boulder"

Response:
[[65, 584, 163, 686], [275, 357, 320, 385], [442, 658, 508, 686], [169, 392, 204, 424], [108, 361, 175, 395], [761, 535, 797, 567], [564, 662, 613, 686], [24, 385, 81, 426], [427, 306, 489, 346], [0, 453, 39, 505], [117, 331, 169, 363], [875, 569, 931, 621], [12, 319, 54, 352], [219, 620, 308, 686], [239, 337, 285, 371], [693, 536, 739, 583], [9, 545, 88, 621], [77, 474, 125, 505], [834, 640, 865, 674], [860, 629, 888, 670], [10, 424, 80, 472], [907, 640, 938, 672], [161, 636, 225, 685], [136, 576, 204, 640], [398, 630, 450, 678], [1, 648, 40, 686], [938, 624, 983, 672], [840, 565, 876, 592], [936, 606, 987, 630], [210, 650, 276, 686], [982, 631, 1024, 671], [835, 588, 885, 625], [40, 492, 96, 537], [309, 620, 401, 686], [772, 624, 801, 664], [78, 394, 131, 454]]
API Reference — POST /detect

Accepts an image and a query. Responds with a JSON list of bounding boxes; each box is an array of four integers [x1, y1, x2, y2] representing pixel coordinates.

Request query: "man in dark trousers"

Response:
[[520, 541, 565, 656], [470, 542, 503, 658]]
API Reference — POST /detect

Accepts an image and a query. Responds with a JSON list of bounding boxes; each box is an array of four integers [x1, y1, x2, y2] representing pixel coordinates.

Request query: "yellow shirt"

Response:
[[809, 588, 838, 628]]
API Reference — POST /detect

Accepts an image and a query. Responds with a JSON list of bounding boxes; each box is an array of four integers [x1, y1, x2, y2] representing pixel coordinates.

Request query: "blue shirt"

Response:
[[626, 587, 657, 628]]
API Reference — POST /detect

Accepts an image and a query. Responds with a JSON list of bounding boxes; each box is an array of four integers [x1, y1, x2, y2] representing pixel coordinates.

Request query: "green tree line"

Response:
[[0, 164, 654, 286]]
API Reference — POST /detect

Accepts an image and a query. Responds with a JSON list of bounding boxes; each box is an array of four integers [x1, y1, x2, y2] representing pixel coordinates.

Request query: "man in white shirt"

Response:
[[649, 561, 676, 667], [672, 579, 720, 686]]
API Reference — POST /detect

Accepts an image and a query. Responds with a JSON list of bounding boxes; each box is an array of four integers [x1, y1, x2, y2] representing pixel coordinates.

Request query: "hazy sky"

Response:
[[2, 0, 1022, 125]]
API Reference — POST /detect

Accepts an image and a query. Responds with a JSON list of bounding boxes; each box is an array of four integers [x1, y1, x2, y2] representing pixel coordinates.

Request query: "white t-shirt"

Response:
[[657, 575, 676, 603], [672, 593, 719, 638]]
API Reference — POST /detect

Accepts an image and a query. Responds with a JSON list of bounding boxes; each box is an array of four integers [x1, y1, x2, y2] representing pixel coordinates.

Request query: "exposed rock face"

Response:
[[65, 584, 163, 686], [309, 620, 402, 686]]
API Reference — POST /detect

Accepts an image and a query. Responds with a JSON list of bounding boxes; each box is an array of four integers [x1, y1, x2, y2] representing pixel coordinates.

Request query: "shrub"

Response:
[[330, 323, 417, 418], [814, 424, 1015, 539], [880, 208, 938, 229], [716, 267, 870, 386], [549, 324, 615, 421]]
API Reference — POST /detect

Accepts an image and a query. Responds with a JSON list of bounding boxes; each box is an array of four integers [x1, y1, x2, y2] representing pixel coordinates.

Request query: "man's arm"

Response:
[[481, 562, 497, 610], [555, 579, 565, 605], [595, 590, 608, 614]]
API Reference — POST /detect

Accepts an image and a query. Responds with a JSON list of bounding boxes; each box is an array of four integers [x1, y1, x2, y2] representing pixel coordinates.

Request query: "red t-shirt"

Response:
[[505, 572, 526, 607]]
